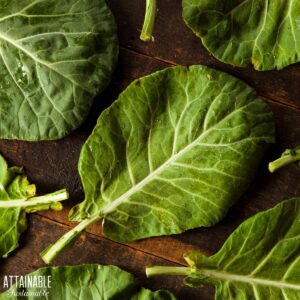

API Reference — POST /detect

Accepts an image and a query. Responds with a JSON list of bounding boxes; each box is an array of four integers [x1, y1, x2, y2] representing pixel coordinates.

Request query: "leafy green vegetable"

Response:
[[0, 264, 176, 300], [140, 0, 157, 42], [269, 146, 300, 173], [0, 153, 68, 258], [182, 0, 300, 70], [41, 65, 275, 263], [146, 198, 300, 299], [0, 0, 118, 140]]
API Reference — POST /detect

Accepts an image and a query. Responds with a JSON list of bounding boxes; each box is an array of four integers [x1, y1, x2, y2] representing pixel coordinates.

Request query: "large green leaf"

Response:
[[0, 264, 176, 300], [41, 65, 275, 263], [182, 0, 300, 70], [0, 0, 118, 140], [146, 198, 300, 299], [0, 153, 68, 258]]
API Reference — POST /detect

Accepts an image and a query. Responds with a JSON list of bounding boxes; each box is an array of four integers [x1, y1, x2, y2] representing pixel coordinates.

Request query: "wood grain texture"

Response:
[[0, 215, 208, 299], [0, 1, 299, 299]]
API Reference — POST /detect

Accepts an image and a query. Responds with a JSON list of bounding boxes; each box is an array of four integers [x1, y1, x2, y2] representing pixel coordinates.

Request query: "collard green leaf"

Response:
[[269, 146, 300, 173], [0, 264, 176, 300], [182, 0, 300, 70], [0, 0, 118, 140], [146, 198, 300, 299], [0, 153, 68, 258], [41, 65, 275, 263]]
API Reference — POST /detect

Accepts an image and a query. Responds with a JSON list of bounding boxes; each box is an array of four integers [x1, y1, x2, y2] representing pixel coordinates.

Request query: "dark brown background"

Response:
[[0, 1, 300, 299]]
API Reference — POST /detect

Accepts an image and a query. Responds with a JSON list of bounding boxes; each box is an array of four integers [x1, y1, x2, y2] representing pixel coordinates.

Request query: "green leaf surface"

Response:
[[147, 198, 300, 299], [41, 65, 275, 263], [0, 0, 118, 140], [0, 153, 68, 258], [182, 0, 300, 70], [0, 264, 176, 300]]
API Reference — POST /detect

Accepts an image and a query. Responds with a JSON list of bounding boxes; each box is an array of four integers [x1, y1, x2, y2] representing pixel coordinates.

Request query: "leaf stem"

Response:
[[146, 266, 191, 277], [0, 189, 68, 208], [140, 0, 157, 42], [40, 214, 101, 264], [269, 149, 300, 173]]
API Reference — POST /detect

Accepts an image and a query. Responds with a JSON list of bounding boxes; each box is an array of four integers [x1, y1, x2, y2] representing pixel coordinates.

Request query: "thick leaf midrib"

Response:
[[202, 268, 300, 290], [0, 198, 43, 208], [0, 190, 68, 208], [101, 100, 260, 215], [0, 31, 90, 93]]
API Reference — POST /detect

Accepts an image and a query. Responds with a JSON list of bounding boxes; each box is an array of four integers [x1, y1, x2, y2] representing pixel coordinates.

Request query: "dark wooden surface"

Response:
[[1, 1, 300, 299]]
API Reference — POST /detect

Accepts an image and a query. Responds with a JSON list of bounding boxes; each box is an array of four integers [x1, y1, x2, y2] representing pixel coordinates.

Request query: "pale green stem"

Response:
[[140, 0, 157, 42], [146, 266, 191, 277], [0, 189, 68, 208], [40, 214, 101, 264], [269, 150, 300, 173]]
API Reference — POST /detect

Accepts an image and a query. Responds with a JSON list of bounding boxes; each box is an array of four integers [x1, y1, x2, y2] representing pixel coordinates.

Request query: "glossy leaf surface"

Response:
[[182, 0, 300, 70], [0, 0, 118, 140], [41, 65, 275, 263]]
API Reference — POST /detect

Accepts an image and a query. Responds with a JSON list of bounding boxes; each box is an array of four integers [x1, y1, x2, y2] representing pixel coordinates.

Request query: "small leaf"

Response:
[[0, 153, 68, 258]]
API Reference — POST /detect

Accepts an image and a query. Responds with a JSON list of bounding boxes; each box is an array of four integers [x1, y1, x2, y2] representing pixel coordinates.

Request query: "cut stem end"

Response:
[[140, 0, 157, 42], [40, 214, 101, 264], [269, 151, 300, 173]]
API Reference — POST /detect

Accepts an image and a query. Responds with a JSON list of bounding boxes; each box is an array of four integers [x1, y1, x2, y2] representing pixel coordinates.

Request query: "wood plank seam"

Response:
[[34, 213, 190, 267], [120, 45, 300, 112]]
